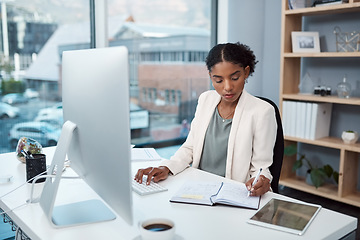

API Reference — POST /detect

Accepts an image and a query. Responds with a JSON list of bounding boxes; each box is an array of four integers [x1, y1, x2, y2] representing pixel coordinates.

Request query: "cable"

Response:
[[0, 174, 81, 217], [28, 174, 54, 204], [0, 203, 28, 216], [0, 159, 71, 200], [27, 174, 80, 203], [0, 169, 48, 200], [0, 174, 48, 216], [1, 166, 80, 205], [0, 171, 49, 217], [1, 165, 77, 201]]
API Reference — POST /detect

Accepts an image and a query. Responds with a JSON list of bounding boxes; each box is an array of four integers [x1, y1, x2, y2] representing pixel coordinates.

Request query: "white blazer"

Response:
[[161, 89, 277, 183]]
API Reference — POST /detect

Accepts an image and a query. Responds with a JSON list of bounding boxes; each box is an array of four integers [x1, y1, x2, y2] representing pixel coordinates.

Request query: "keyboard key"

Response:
[[132, 177, 168, 196]]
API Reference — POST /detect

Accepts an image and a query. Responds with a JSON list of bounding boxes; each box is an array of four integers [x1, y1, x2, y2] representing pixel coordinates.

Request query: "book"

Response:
[[282, 101, 290, 136], [289, 101, 297, 137], [170, 181, 260, 209], [288, 0, 309, 9], [295, 102, 306, 139], [131, 148, 162, 161], [312, 0, 343, 7], [248, 198, 321, 235], [309, 103, 332, 140], [304, 102, 313, 139]]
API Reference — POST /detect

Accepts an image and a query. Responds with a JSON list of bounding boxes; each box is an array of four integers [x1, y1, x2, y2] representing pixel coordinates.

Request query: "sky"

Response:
[[9, 0, 211, 29]]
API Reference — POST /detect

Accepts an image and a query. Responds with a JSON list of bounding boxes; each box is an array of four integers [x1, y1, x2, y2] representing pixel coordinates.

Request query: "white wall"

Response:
[[217, 0, 281, 105], [217, 1, 360, 188]]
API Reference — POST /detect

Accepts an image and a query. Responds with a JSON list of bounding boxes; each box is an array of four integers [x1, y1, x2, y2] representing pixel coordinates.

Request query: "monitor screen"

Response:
[[40, 46, 133, 227]]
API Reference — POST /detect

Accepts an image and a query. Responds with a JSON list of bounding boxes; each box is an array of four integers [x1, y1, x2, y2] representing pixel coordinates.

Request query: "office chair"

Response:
[[257, 96, 284, 193]]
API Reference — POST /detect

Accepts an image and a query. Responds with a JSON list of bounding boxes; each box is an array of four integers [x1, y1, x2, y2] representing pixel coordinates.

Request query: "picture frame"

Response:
[[291, 31, 320, 53]]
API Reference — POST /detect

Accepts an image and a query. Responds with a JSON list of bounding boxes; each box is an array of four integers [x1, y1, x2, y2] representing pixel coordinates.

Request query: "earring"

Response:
[[245, 78, 248, 83]]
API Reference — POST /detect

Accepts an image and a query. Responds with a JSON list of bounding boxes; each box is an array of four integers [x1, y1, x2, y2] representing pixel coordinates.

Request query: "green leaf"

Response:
[[310, 169, 326, 188], [284, 145, 297, 156], [292, 160, 303, 172], [323, 164, 334, 178]]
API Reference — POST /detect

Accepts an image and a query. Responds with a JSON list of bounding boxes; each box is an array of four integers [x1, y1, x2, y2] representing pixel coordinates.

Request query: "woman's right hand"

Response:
[[134, 166, 170, 185]]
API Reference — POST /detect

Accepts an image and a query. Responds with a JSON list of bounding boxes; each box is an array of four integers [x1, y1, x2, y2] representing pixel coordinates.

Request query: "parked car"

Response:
[[0, 102, 20, 119], [24, 88, 39, 99], [8, 121, 61, 149], [34, 115, 64, 129], [37, 102, 63, 118], [1, 93, 28, 105]]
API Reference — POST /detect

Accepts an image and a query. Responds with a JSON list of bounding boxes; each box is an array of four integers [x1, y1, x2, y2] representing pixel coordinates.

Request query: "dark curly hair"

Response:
[[205, 42, 258, 76]]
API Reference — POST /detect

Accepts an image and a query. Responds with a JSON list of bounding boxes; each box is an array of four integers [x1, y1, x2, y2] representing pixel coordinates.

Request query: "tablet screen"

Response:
[[247, 198, 321, 235]]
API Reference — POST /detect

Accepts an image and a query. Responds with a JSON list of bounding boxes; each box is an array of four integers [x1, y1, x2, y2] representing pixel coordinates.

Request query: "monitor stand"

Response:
[[39, 121, 116, 228], [51, 199, 116, 227]]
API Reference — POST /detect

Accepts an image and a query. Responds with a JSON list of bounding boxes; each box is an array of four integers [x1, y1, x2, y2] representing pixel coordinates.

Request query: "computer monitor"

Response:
[[39, 46, 133, 227]]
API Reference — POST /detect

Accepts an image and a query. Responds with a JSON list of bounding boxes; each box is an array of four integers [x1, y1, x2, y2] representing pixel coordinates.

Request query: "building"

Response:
[[109, 24, 210, 116], [0, 4, 57, 72], [25, 18, 210, 108], [24, 18, 210, 142]]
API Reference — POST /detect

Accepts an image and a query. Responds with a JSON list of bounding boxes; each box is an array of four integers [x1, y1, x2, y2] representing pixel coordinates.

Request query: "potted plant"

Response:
[[341, 130, 359, 144], [284, 145, 339, 188]]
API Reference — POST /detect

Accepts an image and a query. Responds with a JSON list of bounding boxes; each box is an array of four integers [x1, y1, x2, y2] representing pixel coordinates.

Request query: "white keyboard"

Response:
[[132, 177, 168, 196]]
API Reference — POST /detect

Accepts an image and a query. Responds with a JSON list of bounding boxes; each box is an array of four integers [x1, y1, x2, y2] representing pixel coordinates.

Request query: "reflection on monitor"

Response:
[[39, 46, 133, 227]]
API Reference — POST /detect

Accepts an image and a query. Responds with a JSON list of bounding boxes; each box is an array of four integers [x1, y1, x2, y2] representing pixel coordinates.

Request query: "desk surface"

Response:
[[0, 147, 357, 240]]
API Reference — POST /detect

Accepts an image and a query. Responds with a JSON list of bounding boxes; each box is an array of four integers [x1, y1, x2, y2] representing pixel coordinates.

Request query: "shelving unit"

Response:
[[279, 0, 360, 207]]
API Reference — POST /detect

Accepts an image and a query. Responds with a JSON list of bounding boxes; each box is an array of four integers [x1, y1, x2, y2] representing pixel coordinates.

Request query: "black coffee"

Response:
[[144, 223, 172, 232]]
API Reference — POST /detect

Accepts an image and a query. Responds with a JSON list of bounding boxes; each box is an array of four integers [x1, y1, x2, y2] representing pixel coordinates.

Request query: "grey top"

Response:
[[199, 107, 232, 177]]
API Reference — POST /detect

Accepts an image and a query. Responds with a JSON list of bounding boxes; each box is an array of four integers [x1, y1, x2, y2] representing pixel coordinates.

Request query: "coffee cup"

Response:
[[139, 218, 175, 240]]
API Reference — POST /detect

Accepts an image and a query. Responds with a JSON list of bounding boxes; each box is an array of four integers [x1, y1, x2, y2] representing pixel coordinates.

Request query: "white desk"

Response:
[[0, 147, 357, 240]]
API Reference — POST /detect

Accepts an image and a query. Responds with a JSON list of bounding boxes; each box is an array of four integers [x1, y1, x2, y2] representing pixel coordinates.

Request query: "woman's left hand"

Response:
[[245, 175, 271, 196]]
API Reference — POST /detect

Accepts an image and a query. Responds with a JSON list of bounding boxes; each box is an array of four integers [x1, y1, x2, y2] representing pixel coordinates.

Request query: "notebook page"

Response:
[[131, 148, 162, 161], [214, 182, 260, 209]]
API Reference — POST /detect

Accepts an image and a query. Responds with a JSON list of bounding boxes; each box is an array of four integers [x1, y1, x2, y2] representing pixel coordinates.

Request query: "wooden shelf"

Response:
[[280, 0, 360, 208], [283, 52, 360, 58], [282, 94, 360, 106], [341, 192, 360, 207], [285, 2, 360, 16], [280, 177, 360, 207], [280, 177, 338, 197], [284, 136, 360, 153]]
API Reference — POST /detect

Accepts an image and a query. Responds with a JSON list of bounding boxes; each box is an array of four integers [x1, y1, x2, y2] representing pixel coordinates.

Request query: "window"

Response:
[[107, 0, 212, 146], [177, 90, 182, 105], [147, 87, 152, 101], [0, 0, 212, 154], [171, 89, 176, 105], [152, 88, 157, 102], [0, 1, 90, 154], [165, 89, 170, 104]]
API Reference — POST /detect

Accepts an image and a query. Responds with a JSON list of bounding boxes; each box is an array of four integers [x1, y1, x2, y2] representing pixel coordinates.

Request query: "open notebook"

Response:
[[170, 181, 260, 209]]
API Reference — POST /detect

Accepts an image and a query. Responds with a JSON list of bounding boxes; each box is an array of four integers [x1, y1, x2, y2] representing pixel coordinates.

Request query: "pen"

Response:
[[248, 168, 262, 197], [22, 150, 33, 159]]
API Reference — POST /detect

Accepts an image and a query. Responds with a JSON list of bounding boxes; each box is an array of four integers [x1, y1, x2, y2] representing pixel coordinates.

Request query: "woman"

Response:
[[135, 42, 277, 196]]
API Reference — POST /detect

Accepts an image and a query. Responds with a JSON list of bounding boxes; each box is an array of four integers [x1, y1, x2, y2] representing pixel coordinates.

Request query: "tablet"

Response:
[[247, 198, 321, 235]]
